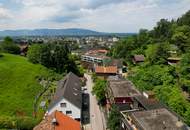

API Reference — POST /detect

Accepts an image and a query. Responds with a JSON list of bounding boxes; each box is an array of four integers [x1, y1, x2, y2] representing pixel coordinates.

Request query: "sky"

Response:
[[0, 0, 190, 32]]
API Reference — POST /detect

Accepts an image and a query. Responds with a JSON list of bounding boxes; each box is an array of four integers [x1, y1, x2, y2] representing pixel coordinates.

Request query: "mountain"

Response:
[[0, 28, 133, 37]]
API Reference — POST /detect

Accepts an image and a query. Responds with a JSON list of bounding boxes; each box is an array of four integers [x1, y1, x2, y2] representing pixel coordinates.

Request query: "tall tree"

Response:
[[0, 36, 20, 54], [27, 43, 79, 74], [145, 42, 170, 65], [171, 25, 190, 53]]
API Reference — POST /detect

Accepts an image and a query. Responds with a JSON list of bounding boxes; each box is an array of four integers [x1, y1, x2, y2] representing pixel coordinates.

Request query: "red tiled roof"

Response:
[[33, 111, 81, 130], [95, 66, 117, 74]]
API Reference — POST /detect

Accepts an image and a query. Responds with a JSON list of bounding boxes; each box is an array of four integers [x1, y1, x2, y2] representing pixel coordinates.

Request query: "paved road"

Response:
[[84, 73, 106, 130]]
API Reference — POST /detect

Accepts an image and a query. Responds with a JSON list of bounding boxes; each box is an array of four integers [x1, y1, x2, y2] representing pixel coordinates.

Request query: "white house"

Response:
[[48, 72, 82, 121]]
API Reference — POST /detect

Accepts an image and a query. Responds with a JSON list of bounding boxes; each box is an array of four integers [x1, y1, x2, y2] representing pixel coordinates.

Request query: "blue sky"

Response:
[[0, 0, 190, 32]]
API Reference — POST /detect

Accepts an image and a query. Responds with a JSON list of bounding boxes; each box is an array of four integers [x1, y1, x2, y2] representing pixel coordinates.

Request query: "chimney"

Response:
[[143, 91, 155, 99]]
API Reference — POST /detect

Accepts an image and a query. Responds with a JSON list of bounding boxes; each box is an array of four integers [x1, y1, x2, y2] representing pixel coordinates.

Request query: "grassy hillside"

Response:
[[0, 54, 54, 118]]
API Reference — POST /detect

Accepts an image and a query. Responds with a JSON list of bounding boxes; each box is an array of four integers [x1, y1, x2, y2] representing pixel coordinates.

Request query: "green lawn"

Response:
[[0, 54, 53, 117]]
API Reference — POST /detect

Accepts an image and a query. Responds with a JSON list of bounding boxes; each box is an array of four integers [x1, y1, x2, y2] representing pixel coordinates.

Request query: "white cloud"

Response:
[[0, 0, 190, 32], [0, 6, 12, 20]]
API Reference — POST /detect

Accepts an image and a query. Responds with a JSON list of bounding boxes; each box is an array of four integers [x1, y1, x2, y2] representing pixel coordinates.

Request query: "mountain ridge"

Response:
[[0, 28, 134, 36]]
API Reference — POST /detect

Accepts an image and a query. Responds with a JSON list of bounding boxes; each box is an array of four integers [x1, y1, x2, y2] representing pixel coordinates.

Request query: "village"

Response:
[[32, 48, 188, 130], [0, 2, 190, 130]]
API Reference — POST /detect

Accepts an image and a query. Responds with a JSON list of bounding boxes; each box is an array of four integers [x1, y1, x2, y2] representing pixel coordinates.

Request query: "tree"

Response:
[[145, 42, 170, 65], [153, 19, 172, 40], [177, 52, 190, 93], [129, 65, 174, 91], [177, 10, 190, 26], [27, 44, 43, 64], [171, 25, 190, 53], [27, 43, 80, 74], [92, 79, 107, 103], [0, 36, 20, 54], [108, 105, 121, 130]]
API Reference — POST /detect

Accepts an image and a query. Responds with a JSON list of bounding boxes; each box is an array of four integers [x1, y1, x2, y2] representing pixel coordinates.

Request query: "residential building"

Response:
[[104, 59, 123, 74], [132, 55, 145, 64], [81, 49, 109, 65], [95, 66, 118, 79], [167, 57, 181, 66], [121, 108, 188, 130], [48, 72, 82, 121], [106, 79, 141, 111], [34, 110, 81, 130]]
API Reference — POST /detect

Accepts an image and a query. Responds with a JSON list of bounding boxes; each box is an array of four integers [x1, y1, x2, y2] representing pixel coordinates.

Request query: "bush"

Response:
[[108, 105, 121, 130], [0, 116, 39, 130], [0, 36, 20, 54]]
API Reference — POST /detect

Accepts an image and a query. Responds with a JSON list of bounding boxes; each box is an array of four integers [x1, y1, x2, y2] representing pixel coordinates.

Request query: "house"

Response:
[[33, 110, 81, 130], [19, 44, 29, 56], [121, 108, 188, 130], [133, 55, 145, 64], [95, 66, 117, 79], [167, 57, 181, 66], [106, 79, 141, 111], [81, 54, 109, 65], [48, 72, 82, 121], [104, 59, 123, 74], [81, 49, 109, 66], [120, 90, 188, 130]]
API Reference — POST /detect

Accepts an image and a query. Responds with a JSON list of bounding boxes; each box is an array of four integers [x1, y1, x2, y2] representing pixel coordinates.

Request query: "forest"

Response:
[[109, 10, 190, 125]]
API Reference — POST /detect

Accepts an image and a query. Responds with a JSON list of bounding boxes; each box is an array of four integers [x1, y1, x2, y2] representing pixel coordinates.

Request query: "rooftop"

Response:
[[34, 111, 81, 130], [134, 95, 164, 110], [83, 53, 109, 59], [133, 55, 145, 62], [48, 72, 82, 110], [109, 79, 141, 97], [167, 57, 181, 61], [129, 108, 187, 130], [104, 59, 123, 68], [86, 49, 108, 54], [95, 66, 117, 74]]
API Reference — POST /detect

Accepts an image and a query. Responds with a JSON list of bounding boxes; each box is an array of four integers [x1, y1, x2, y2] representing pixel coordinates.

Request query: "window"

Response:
[[66, 110, 72, 114], [60, 103, 66, 107]]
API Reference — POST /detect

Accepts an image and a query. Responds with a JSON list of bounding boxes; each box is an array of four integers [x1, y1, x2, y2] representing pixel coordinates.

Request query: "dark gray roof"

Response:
[[109, 79, 141, 97], [129, 108, 188, 130], [105, 59, 123, 68], [48, 72, 82, 110], [134, 95, 164, 110], [117, 103, 131, 111]]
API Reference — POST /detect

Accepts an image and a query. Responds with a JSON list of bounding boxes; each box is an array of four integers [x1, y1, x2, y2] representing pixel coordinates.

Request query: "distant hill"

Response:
[[0, 28, 134, 37]]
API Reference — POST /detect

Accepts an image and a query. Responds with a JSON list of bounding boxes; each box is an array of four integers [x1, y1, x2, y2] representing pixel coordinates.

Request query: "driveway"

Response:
[[83, 73, 107, 130]]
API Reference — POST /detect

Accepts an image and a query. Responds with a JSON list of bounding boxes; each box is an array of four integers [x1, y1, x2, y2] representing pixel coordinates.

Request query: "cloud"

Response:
[[0, 6, 12, 20], [0, 0, 190, 32]]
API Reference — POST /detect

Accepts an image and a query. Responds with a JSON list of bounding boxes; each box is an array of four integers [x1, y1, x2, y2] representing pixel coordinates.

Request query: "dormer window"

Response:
[[60, 103, 66, 107]]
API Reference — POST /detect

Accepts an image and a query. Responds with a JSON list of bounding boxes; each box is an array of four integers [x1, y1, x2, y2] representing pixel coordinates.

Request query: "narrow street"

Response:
[[84, 73, 107, 130]]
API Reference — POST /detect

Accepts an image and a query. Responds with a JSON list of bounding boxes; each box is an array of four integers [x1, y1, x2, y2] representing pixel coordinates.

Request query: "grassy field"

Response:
[[0, 54, 54, 118]]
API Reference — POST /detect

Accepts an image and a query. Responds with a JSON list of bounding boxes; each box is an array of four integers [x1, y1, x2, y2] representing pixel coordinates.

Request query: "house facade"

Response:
[[48, 98, 81, 121], [106, 79, 141, 111], [48, 72, 82, 121]]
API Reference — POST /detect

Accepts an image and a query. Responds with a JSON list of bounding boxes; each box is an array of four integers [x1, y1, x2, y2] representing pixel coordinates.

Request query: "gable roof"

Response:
[[48, 72, 82, 110], [33, 111, 81, 130], [95, 66, 117, 74]]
